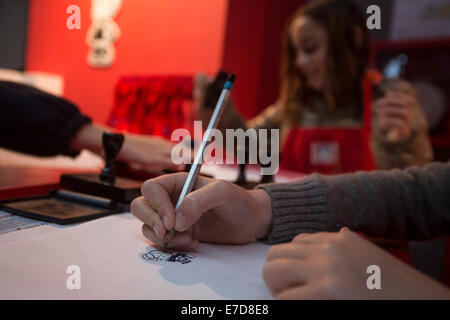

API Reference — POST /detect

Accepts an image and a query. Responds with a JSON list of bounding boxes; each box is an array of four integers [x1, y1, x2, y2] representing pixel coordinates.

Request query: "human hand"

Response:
[[118, 133, 186, 172], [263, 228, 450, 299], [131, 173, 272, 250], [71, 123, 187, 172], [373, 80, 418, 143]]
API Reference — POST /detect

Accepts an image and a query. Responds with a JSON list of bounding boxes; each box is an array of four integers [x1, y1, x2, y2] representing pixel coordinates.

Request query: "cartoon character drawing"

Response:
[[142, 250, 196, 265], [86, 0, 122, 68]]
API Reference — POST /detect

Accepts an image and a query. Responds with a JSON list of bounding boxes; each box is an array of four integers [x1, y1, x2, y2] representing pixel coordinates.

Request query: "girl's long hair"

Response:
[[279, 0, 370, 124]]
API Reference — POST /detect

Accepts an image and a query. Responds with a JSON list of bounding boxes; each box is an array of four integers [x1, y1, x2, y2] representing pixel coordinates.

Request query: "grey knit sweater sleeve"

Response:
[[258, 162, 450, 244]]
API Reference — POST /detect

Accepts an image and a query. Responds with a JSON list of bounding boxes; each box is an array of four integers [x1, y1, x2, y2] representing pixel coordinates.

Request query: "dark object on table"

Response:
[[235, 148, 252, 188], [59, 173, 142, 203], [234, 164, 273, 190], [0, 132, 142, 224], [100, 132, 125, 184], [236, 163, 246, 185], [59, 132, 142, 204], [0, 189, 124, 225], [235, 163, 259, 189], [260, 172, 274, 184], [234, 146, 274, 189]]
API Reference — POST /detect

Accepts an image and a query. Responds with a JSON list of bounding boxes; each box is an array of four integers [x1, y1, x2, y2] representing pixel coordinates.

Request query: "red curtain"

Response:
[[108, 76, 194, 139]]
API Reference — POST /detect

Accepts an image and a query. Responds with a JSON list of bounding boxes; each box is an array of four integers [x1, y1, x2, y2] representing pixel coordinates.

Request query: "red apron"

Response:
[[280, 81, 375, 174]]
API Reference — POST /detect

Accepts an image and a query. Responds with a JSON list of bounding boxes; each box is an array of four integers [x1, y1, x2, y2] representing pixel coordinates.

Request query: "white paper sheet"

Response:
[[0, 213, 273, 299]]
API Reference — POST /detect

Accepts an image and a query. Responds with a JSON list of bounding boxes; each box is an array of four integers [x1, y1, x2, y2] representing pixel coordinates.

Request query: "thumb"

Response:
[[174, 180, 230, 232]]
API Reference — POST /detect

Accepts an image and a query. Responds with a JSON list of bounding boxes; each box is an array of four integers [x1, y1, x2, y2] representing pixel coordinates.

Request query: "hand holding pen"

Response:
[[132, 172, 272, 250], [131, 74, 272, 250], [162, 73, 235, 247]]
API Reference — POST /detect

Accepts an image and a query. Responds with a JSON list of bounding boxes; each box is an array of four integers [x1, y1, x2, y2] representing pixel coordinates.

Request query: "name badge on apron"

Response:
[[310, 141, 339, 166], [280, 79, 375, 174]]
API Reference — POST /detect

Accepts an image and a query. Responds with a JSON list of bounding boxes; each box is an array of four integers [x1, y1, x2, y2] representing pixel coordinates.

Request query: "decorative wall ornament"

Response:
[[86, 0, 123, 68]]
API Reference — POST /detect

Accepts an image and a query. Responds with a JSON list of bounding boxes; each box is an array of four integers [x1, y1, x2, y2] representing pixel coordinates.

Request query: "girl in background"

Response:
[[195, 0, 432, 173]]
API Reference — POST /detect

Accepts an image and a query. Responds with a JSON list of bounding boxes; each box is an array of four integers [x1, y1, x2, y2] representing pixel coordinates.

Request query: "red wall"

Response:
[[26, 0, 229, 124], [26, 0, 305, 123]]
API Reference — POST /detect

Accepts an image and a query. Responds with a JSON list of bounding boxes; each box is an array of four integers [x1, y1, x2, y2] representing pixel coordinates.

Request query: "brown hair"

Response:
[[279, 0, 370, 124]]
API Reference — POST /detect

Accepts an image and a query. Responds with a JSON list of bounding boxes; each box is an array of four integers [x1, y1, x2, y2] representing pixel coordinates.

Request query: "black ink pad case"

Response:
[[0, 189, 125, 225], [60, 173, 142, 203]]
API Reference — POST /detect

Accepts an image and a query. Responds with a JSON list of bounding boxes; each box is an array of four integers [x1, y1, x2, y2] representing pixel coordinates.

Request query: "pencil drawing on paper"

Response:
[[142, 249, 195, 265]]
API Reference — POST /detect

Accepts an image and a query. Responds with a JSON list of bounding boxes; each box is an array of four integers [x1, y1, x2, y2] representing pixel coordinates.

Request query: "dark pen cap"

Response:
[[226, 73, 236, 84]]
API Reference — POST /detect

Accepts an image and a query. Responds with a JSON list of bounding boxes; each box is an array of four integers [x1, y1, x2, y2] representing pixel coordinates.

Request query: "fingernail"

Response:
[[175, 212, 187, 230], [153, 224, 164, 239], [163, 215, 170, 229]]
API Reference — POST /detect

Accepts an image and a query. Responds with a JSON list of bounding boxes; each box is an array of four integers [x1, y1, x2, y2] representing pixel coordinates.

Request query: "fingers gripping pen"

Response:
[[163, 73, 236, 248]]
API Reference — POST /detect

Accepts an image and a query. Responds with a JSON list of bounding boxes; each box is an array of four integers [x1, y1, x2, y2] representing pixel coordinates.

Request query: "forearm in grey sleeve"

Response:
[[258, 162, 450, 244]]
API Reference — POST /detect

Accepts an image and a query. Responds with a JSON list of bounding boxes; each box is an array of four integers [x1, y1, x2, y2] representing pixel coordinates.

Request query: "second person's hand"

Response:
[[263, 228, 450, 299], [118, 133, 186, 172], [372, 80, 417, 143]]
